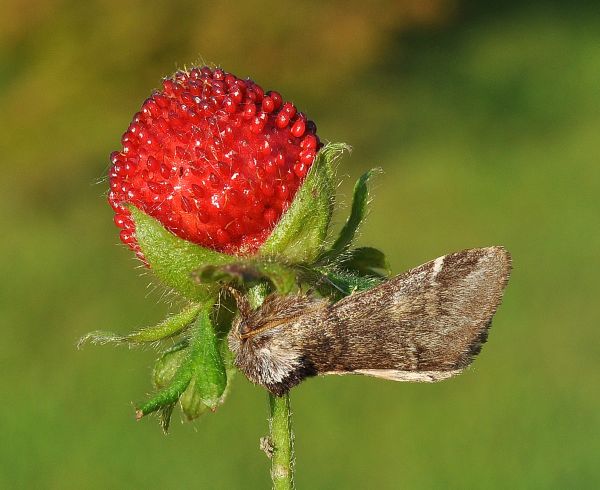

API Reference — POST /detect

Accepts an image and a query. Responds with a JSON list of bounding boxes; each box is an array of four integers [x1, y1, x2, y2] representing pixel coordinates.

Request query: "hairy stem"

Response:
[[268, 393, 295, 490]]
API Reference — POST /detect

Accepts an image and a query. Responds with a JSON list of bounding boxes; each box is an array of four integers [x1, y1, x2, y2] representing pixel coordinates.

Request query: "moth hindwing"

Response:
[[228, 246, 511, 395]]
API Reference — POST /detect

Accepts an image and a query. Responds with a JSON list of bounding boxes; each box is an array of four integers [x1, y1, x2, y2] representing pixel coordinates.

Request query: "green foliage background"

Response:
[[2, 1, 599, 488]]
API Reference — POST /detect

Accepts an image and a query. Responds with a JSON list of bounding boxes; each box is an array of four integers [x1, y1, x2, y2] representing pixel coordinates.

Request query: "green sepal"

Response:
[[322, 168, 380, 260], [137, 302, 224, 420], [260, 143, 348, 262], [190, 307, 227, 411], [79, 303, 201, 348], [159, 404, 176, 434], [152, 338, 218, 425], [136, 365, 193, 420], [312, 267, 382, 300], [153, 340, 189, 389], [339, 247, 390, 278], [179, 338, 236, 421], [258, 261, 297, 294], [194, 262, 264, 284], [129, 205, 234, 300], [247, 282, 271, 309], [194, 260, 297, 295], [179, 377, 210, 421]]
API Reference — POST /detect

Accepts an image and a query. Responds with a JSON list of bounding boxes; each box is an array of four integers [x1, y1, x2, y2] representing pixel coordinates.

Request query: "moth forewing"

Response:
[[324, 246, 511, 381]]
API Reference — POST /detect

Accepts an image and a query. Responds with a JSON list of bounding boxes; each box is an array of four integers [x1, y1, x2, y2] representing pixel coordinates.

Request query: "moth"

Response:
[[228, 246, 511, 396]]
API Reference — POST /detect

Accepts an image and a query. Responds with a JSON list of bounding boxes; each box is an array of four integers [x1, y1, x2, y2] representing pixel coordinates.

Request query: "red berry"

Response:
[[108, 67, 322, 259]]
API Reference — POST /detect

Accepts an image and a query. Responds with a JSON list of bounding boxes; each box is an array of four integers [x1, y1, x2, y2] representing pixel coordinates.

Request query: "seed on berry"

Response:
[[291, 118, 306, 138]]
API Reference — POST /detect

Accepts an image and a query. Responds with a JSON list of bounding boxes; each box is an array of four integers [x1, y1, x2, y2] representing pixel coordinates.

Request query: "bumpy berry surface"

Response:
[[108, 67, 321, 258]]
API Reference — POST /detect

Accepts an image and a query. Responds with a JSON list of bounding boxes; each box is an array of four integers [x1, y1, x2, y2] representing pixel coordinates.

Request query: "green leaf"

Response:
[[130, 205, 234, 300], [260, 143, 348, 262], [79, 303, 202, 347], [339, 246, 390, 277], [325, 168, 380, 259]]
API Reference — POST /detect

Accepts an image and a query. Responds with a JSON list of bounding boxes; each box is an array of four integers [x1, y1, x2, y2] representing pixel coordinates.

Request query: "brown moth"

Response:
[[228, 246, 511, 396]]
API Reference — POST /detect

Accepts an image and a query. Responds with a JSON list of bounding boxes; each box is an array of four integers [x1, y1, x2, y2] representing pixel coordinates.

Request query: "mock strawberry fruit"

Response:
[[108, 66, 321, 258]]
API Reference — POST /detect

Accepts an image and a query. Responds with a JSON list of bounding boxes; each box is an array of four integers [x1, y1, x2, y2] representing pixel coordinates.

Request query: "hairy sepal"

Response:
[[311, 266, 383, 300], [153, 340, 189, 389], [153, 341, 211, 423], [137, 303, 228, 428], [180, 340, 235, 420], [194, 260, 297, 295], [338, 246, 390, 278], [79, 303, 202, 347], [322, 168, 380, 260], [313, 168, 389, 289], [151, 343, 186, 431], [260, 143, 348, 262], [189, 308, 227, 411], [129, 205, 235, 300]]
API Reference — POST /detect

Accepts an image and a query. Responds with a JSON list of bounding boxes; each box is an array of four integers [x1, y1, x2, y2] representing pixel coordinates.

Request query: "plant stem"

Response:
[[247, 283, 295, 489], [268, 392, 295, 490]]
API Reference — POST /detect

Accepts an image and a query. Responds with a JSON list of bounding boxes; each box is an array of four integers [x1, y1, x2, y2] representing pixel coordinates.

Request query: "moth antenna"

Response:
[[222, 285, 251, 318]]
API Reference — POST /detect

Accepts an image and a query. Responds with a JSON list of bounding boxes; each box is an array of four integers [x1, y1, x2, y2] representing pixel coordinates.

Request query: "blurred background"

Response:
[[2, 0, 599, 488]]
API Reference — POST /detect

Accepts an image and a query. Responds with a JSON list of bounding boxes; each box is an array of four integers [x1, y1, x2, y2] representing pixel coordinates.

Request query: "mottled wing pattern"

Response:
[[326, 246, 511, 381]]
